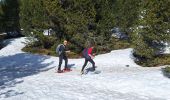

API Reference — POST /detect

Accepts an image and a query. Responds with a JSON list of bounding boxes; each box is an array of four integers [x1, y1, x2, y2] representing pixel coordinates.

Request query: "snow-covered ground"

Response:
[[0, 37, 170, 100]]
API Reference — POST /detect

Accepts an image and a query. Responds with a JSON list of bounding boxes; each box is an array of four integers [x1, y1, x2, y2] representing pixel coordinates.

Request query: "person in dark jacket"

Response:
[[81, 45, 95, 74], [57, 40, 71, 73]]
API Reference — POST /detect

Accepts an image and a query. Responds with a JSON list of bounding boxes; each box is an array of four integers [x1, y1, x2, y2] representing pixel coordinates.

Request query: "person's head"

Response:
[[91, 45, 94, 49], [63, 40, 68, 46], [89, 44, 94, 49]]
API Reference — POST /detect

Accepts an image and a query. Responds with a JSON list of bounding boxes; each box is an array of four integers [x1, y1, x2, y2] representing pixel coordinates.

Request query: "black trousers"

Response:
[[81, 58, 95, 72], [58, 54, 68, 70]]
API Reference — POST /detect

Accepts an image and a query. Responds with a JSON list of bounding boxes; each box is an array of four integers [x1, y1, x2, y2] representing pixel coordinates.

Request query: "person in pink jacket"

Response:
[[81, 45, 95, 74]]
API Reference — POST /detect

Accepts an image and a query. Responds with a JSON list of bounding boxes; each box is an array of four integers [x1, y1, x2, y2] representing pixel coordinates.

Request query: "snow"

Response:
[[163, 42, 170, 54], [0, 37, 170, 100], [0, 33, 7, 36], [43, 29, 52, 36]]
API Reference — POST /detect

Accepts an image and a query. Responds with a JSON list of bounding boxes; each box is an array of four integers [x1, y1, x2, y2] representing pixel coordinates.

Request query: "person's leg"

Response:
[[63, 55, 72, 71], [58, 55, 63, 71], [81, 59, 88, 72], [89, 58, 95, 71], [63, 55, 68, 69]]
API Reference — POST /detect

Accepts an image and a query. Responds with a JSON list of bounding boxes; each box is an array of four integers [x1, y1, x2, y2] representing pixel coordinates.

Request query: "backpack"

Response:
[[56, 44, 63, 55], [82, 48, 88, 57]]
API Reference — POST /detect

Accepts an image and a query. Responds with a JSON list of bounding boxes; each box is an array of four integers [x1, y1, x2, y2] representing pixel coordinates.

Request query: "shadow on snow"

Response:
[[0, 53, 54, 98]]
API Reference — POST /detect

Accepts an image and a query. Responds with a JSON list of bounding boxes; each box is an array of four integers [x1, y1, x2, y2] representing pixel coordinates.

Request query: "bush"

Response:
[[67, 51, 81, 58], [33, 31, 56, 49], [135, 54, 170, 67], [110, 38, 131, 50], [162, 66, 170, 78], [22, 35, 131, 58], [67, 42, 83, 54], [0, 41, 3, 49], [93, 37, 131, 55], [22, 36, 82, 58], [23, 47, 49, 55], [0, 33, 7, 49], [164, 66, 170, 73], [22, 33, 58, 56]]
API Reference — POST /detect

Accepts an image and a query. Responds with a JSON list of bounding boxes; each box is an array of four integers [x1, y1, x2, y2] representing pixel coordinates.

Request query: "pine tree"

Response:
[[133, 0, 170, 64], [0, 1, 4, 32], [20, 0, 116, 51], [20, 0, 48, 35], [113, 0, 141, 34], [1, 0, 20, 34]]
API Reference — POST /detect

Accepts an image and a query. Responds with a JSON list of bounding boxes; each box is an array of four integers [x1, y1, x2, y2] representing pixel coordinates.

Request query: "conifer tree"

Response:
[[20, 0, 116, 52], [1, 0, 20, 33], [133, 0, 170, 62]]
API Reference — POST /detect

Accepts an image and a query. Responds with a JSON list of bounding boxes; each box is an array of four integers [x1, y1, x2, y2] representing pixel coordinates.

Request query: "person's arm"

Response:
[[88, 48, 94, 59], [89, 55, 94, 59], [60, 45, 65, 54], [66, 50, 71, 53], [65, 46, 70, 53]]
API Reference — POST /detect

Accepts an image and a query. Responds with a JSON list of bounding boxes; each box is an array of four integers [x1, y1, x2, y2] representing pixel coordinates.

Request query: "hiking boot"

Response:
[[63, 68, 72, 72], [80, 71, 84, 75], [91, 67, 95, 72], [57, 70, 63, 73]]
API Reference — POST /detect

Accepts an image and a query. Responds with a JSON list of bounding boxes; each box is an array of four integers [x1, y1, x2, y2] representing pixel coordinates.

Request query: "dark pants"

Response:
[[58, 55, 68, 70], [81, 58, 95, 72]]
